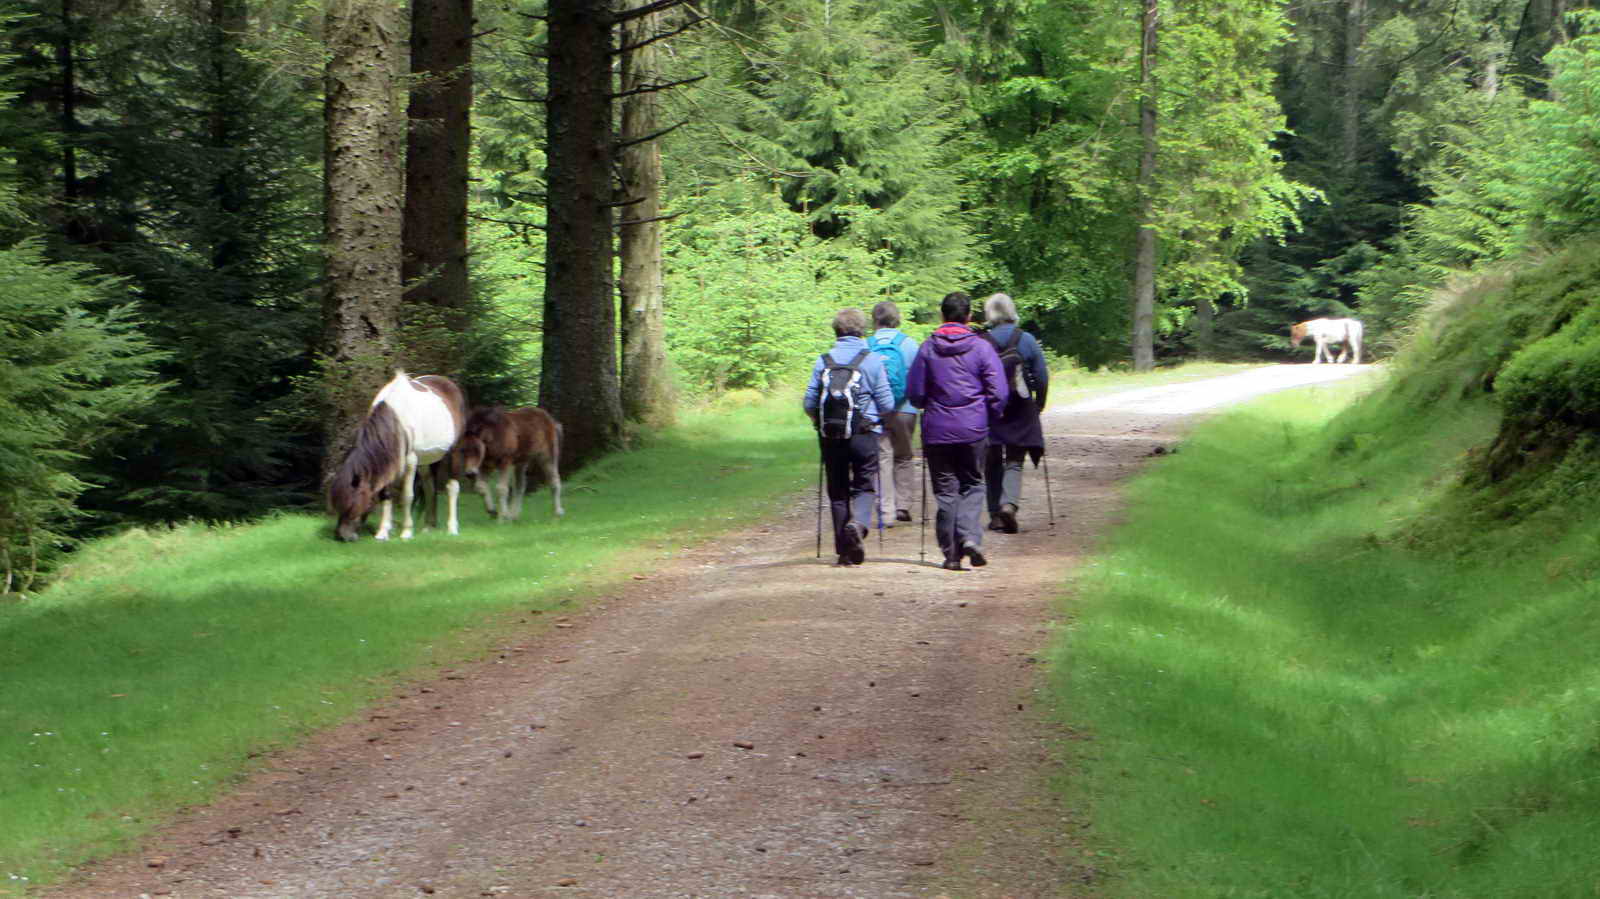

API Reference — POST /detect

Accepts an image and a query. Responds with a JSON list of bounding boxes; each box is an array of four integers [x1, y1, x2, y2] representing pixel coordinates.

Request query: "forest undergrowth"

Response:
[[1054, 246, 1600, 897]]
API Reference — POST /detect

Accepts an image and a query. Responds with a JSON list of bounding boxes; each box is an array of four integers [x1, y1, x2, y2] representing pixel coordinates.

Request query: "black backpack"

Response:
[[818, 349, 871, 439], [986, 328, 1036, 401]]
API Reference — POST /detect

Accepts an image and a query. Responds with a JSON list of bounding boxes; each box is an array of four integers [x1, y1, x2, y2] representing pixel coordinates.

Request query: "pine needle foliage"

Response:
[[0, 242, 165, 591]]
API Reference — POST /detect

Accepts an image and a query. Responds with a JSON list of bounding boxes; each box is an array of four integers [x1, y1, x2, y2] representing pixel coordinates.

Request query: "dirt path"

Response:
[[49, 364, 1373, 899]]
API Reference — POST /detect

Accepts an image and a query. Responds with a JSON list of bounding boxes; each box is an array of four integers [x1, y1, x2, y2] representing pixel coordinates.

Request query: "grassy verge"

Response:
[[0, 396, 817, 892], [1051, 375, 1600, 896]]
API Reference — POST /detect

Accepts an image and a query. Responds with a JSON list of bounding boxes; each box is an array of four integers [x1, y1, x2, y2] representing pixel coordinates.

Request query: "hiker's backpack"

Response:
[[868, 332, 909, 409], [818, 349, 872, 439], [987, 327, 1038, 401]]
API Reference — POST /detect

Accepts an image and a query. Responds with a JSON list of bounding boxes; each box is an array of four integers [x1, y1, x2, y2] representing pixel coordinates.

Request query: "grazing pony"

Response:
[[328, 371, 466, 542], [1290, 318, 1364, 364], [455, 406, 564, 521]]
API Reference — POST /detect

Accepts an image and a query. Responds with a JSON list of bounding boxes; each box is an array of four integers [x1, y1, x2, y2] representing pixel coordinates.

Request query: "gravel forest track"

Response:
[[48, 364, 1373, 899]]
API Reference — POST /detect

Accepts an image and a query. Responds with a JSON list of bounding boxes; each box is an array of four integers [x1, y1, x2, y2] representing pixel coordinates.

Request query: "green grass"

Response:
[[1051, 374, 1600, 897], [0, 396, 817, 892]]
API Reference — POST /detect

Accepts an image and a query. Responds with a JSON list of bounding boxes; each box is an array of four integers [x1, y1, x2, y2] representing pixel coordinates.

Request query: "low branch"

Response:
[[606, 196, 645, 208], [614, 0, 695, 25], [470, 213, 548, 232], [615, 211, 684, 228], [612, 14, 706, 55], [614, 120, 685, 151], [610, 74, 707, 101]]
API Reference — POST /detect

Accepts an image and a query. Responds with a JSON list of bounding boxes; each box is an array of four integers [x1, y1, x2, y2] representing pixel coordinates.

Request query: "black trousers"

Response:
[[820, 432, 880, 555]]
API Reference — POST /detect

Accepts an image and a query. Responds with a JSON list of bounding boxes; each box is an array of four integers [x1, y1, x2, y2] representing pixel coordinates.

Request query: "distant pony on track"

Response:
[[454, 405, 565, 521], [1290, 318, 1364, 364], [328, 371, 466, 542]]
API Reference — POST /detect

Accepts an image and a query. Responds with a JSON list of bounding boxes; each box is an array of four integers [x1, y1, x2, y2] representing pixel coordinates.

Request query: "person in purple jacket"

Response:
[[905, 291, 1009, 570]]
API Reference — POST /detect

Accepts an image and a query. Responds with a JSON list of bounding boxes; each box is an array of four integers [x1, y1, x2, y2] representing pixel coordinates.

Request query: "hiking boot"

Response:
[[836, 554, 857, 567], [896, 509, 912, 522], [941, 558, 967, 571], [840, 522, 866, 565], [995, 504, 1019, 534], [963, 542, 988, 568]]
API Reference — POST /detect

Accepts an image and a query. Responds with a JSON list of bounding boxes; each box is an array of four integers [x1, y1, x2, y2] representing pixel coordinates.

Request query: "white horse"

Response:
[[328, 371, 466, 542], [1290, 318, 1364, 364]]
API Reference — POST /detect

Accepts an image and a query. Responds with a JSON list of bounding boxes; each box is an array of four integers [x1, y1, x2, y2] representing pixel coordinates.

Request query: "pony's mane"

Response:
[[328, 402, 407, 509], [463, 405, 508, 437]]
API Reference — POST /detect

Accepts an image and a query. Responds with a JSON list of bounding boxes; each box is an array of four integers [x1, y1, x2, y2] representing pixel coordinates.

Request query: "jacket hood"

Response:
[[929, 324, 981, 357]]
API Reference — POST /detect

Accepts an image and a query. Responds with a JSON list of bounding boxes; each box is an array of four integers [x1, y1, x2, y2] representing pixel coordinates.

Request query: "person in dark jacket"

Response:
[[980, 293, 1050, 533], [905, 291, 1008, 570], [804, 308, 898, 566]]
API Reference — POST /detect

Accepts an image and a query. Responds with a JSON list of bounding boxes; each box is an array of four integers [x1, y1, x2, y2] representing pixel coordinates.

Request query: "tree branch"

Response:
[[614, 0, 696, 25], [614, 120, 686, 150], [615, 211, 684, 228], [612, 14, 707, 54], [609, 74, 707, 101]]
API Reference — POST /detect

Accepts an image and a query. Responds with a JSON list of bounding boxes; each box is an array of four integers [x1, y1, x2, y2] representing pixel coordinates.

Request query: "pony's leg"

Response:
[[544, 455, 564, 517], [375, 496, 395, 541], [496, 467, 513, 522], [420, 465, 439, 530], [476, 471, 496, 515], [510, 463, 530, 521], [398, 460, 419, 540], [444, 477, 460, 535]]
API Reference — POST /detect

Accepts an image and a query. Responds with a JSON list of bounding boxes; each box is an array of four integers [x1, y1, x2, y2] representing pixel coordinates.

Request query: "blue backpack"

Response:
[[868, 332, 909, 409]]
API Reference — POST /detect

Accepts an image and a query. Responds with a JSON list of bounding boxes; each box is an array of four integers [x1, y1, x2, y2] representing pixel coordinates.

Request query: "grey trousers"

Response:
[[876, 411, 917, 523], [986, 443, 1028, 514], [925, 439, 986, 560]]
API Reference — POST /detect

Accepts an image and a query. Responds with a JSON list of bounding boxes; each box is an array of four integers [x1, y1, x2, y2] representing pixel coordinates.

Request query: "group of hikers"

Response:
[[803, 291, 1050, 571]]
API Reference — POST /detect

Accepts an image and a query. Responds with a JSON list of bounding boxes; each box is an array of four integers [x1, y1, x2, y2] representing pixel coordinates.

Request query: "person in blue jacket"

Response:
[[803, 308, 897, 566], [980, 293, 1050, 533], [868, 300, 920, 526]]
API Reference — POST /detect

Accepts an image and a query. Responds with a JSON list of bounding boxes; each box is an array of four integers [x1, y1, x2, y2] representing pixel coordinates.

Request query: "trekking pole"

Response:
[[1041, 452, 1057, 533], [816, 455, 824, 559], [918, 449, 928, 563]]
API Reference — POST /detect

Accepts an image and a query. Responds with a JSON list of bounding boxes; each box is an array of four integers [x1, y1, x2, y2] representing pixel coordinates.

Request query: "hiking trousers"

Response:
[[820, 432, 880, 556], [876, 411, 917, 523], [985, 443, 1029, 515], [924, 439, 986, 562]]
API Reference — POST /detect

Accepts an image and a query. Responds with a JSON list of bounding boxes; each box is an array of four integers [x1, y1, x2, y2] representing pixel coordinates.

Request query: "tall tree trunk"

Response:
[[1193, 296, 1214, 359], [541, 0, 624, 466], [209, 0, 248, 276], [57, 0, 78, 203], [1130, 0, 1159, 373], [618, 4, 676, 429], [1339, 0, 1366, 177], [322, 0, 408, 474], [403, 0, 474, 376]]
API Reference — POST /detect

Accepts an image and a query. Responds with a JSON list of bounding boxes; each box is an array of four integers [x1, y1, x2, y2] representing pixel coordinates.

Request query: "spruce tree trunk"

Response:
[[322, 0, 408, 475], [1130, 0, 1159, 373], [403, 0, 474, 376], [1194, 296, 1214, 359], [618, 5, 676, 429], [1339, 0, 1365, 177], [541, 0, 624, 466]]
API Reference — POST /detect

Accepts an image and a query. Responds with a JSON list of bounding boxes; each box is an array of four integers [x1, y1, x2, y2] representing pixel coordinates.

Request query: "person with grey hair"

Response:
[[867, 300, 920, 527], [979, 293, 1050, 534], [804, 307, 896, 566]]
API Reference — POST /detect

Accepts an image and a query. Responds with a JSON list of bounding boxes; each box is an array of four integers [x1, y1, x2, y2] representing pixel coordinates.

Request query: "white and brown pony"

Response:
[[453, 405, 564, 521], [1290, 317, 1364, 364], [328, 371, 466, 542]]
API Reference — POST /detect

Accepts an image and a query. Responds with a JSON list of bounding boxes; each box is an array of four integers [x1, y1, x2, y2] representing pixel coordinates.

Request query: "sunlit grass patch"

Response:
[[0, 395, 815, 892], [1051, 375, 1600, 896]]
